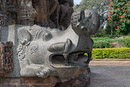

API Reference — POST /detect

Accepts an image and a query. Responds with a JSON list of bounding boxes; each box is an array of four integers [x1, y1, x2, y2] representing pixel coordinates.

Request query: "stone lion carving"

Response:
[[17, 10, 100, 78]]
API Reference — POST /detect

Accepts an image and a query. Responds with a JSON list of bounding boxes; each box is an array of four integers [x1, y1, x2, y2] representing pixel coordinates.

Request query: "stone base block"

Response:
[[0, 69, 90, 87]]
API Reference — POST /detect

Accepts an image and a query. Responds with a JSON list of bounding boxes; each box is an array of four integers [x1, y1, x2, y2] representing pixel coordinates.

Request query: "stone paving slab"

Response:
[[89, 60, 130, 87]]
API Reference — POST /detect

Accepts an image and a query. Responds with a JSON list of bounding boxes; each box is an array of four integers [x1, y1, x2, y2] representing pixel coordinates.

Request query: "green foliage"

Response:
[[92, 37, 111, 41], [74, 0, 109, 10], [93, 41, 110, 48], [92, 48, 130, 59], [108, 0, 130, 35], [92, 49, 103, 58], [93, 37, 112, 48], [92, 36, 130, 48], [95, 29, 107, 37], [120, 37, 130, 47]]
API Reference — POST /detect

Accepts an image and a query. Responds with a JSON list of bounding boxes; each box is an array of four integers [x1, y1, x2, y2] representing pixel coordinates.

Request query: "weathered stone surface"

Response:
[[0, 1, 101, 87], [0, 29, 1, 41], [2, 78, 21, 87], [71, 10, 100, 35], [16, 8, 100, 79], [23, 77, 58, 87], [0, 69, 90, 87], [50, 0, 74, 30], [0, 0, 74, 30], [32, 0, 50, 27], [1, 77, 56, 87], [17, 25, 90, 78], [55, 68, 91, 87], [0, 41, 14, 77], [0, 9, 100, 87], [7, 0, 18, 25], [17, 0, 36, 26], [0, 13, 8, 26]]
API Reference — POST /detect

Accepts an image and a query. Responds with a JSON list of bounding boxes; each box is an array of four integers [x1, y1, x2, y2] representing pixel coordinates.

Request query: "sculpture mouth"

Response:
[[50, 51, 88, 68]]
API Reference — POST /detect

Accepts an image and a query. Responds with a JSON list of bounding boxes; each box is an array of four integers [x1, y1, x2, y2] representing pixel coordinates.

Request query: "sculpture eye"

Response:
[[42, 32, 52, 41]]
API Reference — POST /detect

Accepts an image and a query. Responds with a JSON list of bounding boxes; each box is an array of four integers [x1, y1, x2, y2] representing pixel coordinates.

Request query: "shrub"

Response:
[[92, 36, 130, 48], [92, 49, 103, 59], [121, 37, 130, 47], [95, 29, 107, 37], [93, 41, 110, 48], [108, 0, 130, 35], [92, 48, 130, 59]]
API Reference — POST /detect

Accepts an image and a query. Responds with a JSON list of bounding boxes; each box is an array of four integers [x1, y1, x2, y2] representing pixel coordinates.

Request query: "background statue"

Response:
[[51, 0, 74, 30]]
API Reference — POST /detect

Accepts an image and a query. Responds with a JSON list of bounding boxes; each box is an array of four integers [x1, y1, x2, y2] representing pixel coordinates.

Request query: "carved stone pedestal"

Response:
[[0, 77, 56, 87], [55, 68, 91, 87], [0, 68, 90, 87]]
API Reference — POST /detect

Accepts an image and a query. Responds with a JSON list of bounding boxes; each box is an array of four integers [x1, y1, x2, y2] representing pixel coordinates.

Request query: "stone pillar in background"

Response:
[[32, 0, 50, 27], [50, 0, 74, 30], [7, 0, 18, 25], [17, 0, 36, 26], [0, 0, 8, 26]]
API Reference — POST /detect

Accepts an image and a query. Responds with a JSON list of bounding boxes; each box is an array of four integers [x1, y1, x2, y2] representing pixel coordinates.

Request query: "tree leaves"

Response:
[[108, 0, 130, 35]]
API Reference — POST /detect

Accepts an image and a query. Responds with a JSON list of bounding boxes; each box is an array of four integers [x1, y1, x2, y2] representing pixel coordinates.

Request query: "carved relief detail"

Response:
[[17, 9, 100, 78], [0, 41, 14, 77], [17, 26, 55, 78], [0, 0, 74, 29], [17, 0, 36, 25]]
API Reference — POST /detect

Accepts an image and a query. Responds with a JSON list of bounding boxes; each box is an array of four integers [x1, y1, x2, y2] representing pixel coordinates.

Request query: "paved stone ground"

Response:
[[89, 60, 130, 87]]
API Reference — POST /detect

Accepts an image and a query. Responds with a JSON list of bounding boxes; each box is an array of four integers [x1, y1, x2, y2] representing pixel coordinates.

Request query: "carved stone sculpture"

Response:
[[32, 0, 50, 26], [0, 0, 7, 12], [0, 13, 8, 26], [17, 10, 100, 78], [0, 41, 13, 77], [71, 10, 100, 63], [71, 10, 100, 35], [0, 0, 101, 86], [0, 0, 74, 29], [0, 0, 8, 26], [17, 0, 36, 25], [7, 0, 17, 24], [50, 0, 74, 30]]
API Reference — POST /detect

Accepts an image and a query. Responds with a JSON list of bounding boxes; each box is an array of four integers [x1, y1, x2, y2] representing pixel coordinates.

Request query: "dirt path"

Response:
[[89, 60, 130, 87]]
